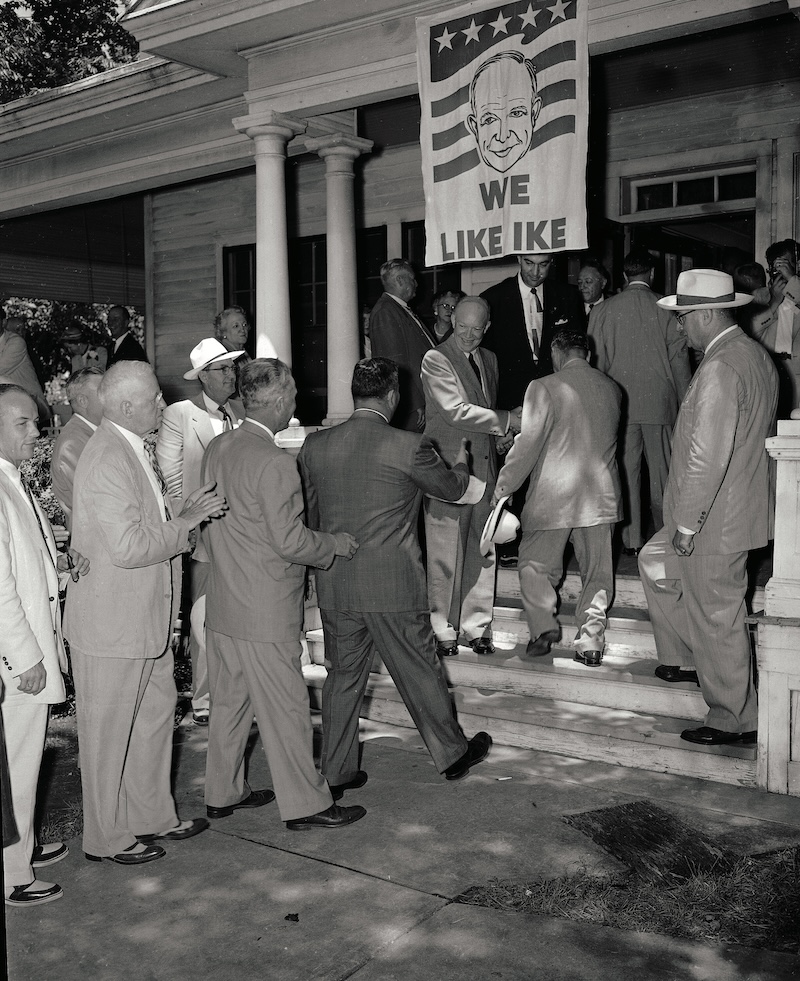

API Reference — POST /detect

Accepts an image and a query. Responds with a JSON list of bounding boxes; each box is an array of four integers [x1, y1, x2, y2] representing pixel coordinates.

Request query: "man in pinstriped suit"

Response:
[[298, 358, 492, 791]]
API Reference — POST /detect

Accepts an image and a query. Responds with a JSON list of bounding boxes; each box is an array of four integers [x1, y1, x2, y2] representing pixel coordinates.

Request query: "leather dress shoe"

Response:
[[286, 803, 367, 830], [31, 842, 69, 868], [622, 546, 642, 556], [436, 640, 459, 658], [444, 731, 492, 780], [5, 881, 63, 906], [469, 638, 495, 655], [329, 770, 368, 801], [654, 664, 699, 685], [85, 842, 166, 865], [192, 710, 209, 727], [207, 788, 276, 818], [574, 649, 603, 666], [525, 628, 560, 658], [136, 818, 209, 843], [681, 726, 757, 746]]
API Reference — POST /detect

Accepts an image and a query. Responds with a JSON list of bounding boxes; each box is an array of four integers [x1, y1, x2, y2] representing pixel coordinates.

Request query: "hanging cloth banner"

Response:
[[417, 0, 589, 267]]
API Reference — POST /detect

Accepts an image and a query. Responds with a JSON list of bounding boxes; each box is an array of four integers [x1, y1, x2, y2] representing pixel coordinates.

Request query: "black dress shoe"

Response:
[[5, 881, 63, 906], [622, 546, 642, 556], [207, 788, 276, 818], [574, 649, 603, 666], [498, 554, 518, 569], [31, 842, 69, 868], [444, 731, 492, 780], [85, 842, 166, 865], [285, 803, 367, 830], [654, 664, 699, 685], [436, 640, 459, 658], [525, 628, 560, 657], [329, 770, 368, 801], [469, 638, 495, 655], [136, 818, 209, 843], [681, 726, 757, 746]]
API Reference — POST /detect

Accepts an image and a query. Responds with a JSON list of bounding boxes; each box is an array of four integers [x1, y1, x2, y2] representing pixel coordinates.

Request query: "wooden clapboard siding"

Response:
[[606, 81, 800, 163]]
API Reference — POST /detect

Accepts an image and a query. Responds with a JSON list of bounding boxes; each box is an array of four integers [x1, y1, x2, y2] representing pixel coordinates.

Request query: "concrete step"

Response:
[[491, 604, 658, 654], [303, 665, 757, 789], [305, 628, 703, 719]]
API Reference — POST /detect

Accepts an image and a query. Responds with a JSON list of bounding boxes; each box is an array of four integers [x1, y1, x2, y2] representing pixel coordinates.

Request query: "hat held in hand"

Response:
[[480, 496, 520, 556]]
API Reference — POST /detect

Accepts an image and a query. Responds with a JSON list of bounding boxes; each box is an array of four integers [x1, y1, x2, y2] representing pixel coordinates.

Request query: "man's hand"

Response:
[[333, 533, 359, 559], [508, 407, 523, 434], [17, 663, 46, 696], [496, 433, 514, 455], [178, 481, 228, 529], [51, 524, 70, 548], [672, 529, 695, 557], [771, 256, 796, 294], [57, 548, 90, 581], [454, 437, 470, 470]]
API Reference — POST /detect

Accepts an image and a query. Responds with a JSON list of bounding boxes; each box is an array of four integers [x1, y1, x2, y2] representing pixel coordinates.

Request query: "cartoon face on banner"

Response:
[[468, 51, 543, 173], [416, 0, 589, 265]]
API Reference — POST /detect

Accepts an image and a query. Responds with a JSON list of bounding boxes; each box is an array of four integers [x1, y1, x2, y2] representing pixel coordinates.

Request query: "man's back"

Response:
[[51, 414, 94, 517], [299, 415, 465, 612], [589, 283, 690, 424]]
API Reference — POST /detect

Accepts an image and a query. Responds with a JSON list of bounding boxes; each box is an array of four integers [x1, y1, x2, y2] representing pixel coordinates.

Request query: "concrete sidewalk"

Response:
[[7, 719, 800, 980]]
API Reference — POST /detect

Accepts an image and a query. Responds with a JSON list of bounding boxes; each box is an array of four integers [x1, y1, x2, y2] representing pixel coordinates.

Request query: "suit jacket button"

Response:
[[49, 596, 55, 602]]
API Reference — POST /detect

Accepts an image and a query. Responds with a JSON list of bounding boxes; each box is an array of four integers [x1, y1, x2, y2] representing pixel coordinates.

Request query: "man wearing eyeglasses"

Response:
[[156, 339, 245, 726]]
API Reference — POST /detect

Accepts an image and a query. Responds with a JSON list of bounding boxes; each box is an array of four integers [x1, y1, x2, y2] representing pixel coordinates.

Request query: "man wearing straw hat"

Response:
[[156, 339, 245, 726], [639, 269, 778, 746]]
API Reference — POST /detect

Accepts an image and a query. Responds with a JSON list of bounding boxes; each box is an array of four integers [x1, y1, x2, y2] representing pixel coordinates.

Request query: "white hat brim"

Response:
[[183, 349, 243, 380], [480, 495, 511, 556], [657, 293, 753, 312]]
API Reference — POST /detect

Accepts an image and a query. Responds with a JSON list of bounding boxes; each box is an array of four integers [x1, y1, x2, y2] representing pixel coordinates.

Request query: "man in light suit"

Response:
[[639, 269, 778, 746], [589, 247, 691, 555], [202, 359, 365, 830], [298, 358, 492, 790], [480, 253, 586, 411], [107, 305, 148, 365], [157, 338, 245, 726], [50, 367, 104, 522], [421, 296, 520, 657], [369, 258, 436, 432], [65, 362, 224, 864], [495, 331, 622, 665], [0, 384, 88, 907]]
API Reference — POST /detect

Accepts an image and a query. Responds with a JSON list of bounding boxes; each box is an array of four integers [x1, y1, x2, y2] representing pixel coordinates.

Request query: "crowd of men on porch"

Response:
[[1, 235, 797, 908]]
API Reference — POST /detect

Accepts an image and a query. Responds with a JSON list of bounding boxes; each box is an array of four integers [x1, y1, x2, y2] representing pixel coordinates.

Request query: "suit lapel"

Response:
[[443, 336, 488, 406]]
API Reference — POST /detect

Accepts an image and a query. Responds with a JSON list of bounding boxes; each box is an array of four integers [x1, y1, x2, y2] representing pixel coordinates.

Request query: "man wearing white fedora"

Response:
[[156, 338, 245, 725], [495, 330, 622, 664], [639, 268, 778, 746]]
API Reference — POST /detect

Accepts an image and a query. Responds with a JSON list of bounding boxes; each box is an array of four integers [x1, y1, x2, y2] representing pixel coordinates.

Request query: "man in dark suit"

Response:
[[107, 306, 148, 365], [202, 359, 365, 830], [481, 253, 585, 410], [639, 270, 778, 746], [495, 331, 622, 665], [298, 358, 492, 792], [368, 259, 436, 431]]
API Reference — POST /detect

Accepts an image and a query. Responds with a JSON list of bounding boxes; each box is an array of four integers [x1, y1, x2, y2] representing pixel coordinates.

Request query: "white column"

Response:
[[306, 133, 373, 426], [756, 419, 800, 795], [233, 109, 307, 364]]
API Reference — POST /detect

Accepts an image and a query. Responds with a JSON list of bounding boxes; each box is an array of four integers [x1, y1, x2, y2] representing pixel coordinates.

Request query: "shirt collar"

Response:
[[704, 324, 738, 356], [201, 391, 227, 416], [386, 292, 409, 310], [109, 418, 145, 453], [245, 418, 275, 439], [74, 413, 97, 431]]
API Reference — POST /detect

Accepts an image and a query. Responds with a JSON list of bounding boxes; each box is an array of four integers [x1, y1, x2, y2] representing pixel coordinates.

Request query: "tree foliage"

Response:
[[0, 0, 138, 104]]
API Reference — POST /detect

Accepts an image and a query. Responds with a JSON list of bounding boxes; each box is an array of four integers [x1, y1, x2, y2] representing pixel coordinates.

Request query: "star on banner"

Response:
[[435, 25, 456, 51], [519, 3, 539, 28], [548, 0, 570, 22], [489, 10, 511, 36], [462, 18, 482, 44]]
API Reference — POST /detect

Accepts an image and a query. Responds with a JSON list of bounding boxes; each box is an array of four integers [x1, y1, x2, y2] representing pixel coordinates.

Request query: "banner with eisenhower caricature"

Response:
[[416, 0, 589, 266]]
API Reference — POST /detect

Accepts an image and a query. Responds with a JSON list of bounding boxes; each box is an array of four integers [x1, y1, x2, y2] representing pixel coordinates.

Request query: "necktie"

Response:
[[528, 289, 542, 359], [588, 303, 594, 314], [144, 440, 170, 504], [218, 404, 233, 431], [21, 478, 56, 566], [468, 353, 482, 383]]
